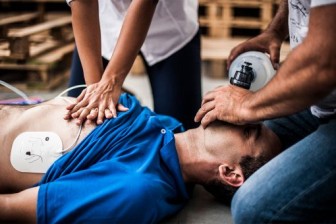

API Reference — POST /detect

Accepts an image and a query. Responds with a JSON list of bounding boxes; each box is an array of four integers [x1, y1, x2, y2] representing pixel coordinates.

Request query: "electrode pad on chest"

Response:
[[11, 132, 63, 173]]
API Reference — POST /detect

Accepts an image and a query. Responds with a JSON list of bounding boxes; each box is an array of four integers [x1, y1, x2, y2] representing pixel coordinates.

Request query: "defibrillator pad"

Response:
[[10, 132, 63, 173]]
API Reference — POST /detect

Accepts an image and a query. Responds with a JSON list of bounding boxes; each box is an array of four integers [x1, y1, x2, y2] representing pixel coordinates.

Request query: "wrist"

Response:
[[240, 93, 265, 124], [263, 28, 286, 43], [101, 73, 125, 89]]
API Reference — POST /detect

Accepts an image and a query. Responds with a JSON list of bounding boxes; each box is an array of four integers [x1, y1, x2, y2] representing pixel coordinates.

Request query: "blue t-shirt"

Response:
[[37, 94, 190, 223]]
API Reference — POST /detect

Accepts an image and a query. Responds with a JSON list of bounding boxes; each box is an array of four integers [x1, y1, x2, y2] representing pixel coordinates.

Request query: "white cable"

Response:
[[0, 80, 86, 154], [56, 84, 87, 98], [55, 84, 87, 154], [58, 123, 83, 154], [0, 80, 32, 104]]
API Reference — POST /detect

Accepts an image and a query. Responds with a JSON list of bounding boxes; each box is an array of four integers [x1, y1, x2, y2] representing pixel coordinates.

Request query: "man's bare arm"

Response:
[[244, 4, 336, 122], [0, 187, 38, 223], [70, 0, 103, 84], [196, 4, 336, 126]]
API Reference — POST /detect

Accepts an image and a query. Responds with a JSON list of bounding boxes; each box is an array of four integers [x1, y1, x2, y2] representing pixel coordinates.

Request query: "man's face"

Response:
[[204, 122, 282, 162]]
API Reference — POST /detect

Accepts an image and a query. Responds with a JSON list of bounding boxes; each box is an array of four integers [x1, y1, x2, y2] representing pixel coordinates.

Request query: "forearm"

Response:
[[70, 0, 103, 84], [0, 188, 38, 223], [264, 0, 289, 41], [243, 5, 336, 122], [101, 0, 158, 86]]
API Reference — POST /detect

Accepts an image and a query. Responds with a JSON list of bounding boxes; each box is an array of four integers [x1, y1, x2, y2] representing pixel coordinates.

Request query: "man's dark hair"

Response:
[[203, 155, 268, 205]]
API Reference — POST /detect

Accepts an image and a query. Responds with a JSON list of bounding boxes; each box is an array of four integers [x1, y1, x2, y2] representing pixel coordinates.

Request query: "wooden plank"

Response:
[[0, 41, 10, 57], [201, 37, 247, 60], [0, 50, 10, 57], [0, 42, 74, 90], [201, 37, 290, 61], [199, 0, 277, 37], [8, 16, 71, 38], [201, 37, 291, 78], [0, 62, 48, 70], [6, 16, 72, 60], [34, 42, 74, 64], [0, 12, 41, 38], [29, 40, 60, 58], [0, 42, 9, 50], [229, 18, 266, 28], [0, 0, 64, 2], [130, 55, 146, 75], [0, 12, 40, 26], [0, 45, 74, 70]]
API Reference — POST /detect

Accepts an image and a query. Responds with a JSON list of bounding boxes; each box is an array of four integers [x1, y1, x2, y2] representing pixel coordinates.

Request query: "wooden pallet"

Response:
[[2, 15, 73, 61], [0, 0, 66, 22], [0, 12, 40, 38], [199, 0, 278, 38], [0, 42, 74, 90], [130, 55, 146, 76], [0, 12, 74, 90]]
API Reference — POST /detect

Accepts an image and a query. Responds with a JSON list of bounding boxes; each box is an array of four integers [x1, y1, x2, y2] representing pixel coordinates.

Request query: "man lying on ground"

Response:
[[0, 93, 282, 223]]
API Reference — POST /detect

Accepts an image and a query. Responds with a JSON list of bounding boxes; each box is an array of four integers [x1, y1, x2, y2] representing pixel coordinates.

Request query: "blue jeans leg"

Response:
[[232, 119, 336, 223], [264, 109, 320, 150]]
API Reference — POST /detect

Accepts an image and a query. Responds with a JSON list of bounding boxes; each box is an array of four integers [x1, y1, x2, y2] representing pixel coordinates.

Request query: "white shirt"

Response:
[[288, 0, 336, 118], [67, 0, 199, 66]]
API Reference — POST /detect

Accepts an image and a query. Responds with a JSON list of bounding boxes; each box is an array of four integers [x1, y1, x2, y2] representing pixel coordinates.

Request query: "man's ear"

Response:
[[218, 164, 245, 187]]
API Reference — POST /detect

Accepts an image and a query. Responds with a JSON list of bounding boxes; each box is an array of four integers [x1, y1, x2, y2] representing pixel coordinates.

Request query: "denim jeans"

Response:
[[232, 110, 336, 223]]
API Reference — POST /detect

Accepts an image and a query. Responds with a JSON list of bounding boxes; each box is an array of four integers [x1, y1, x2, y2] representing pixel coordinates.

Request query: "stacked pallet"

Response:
[[199, 0, 279, 38], [0, 12, 74, 90], [199, 0, 285, 78]]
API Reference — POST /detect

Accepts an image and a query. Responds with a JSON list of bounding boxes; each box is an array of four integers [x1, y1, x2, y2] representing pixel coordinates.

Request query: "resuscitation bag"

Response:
[[228, 51, 276, 91]]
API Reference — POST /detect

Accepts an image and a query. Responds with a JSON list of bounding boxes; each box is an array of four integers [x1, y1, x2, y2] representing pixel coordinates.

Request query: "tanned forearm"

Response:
[[101, 0, 158, 86], [243, 5, 336, 122], [264, 0, 289, 41], [70, 0, 103, 84]]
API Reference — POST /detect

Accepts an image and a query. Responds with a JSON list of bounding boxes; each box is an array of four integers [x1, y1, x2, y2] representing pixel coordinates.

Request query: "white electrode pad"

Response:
[[11, 132, 63, 173]]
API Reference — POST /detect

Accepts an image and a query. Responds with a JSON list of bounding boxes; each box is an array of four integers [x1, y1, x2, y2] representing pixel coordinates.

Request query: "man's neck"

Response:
[[174, 127, 211, 184]]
